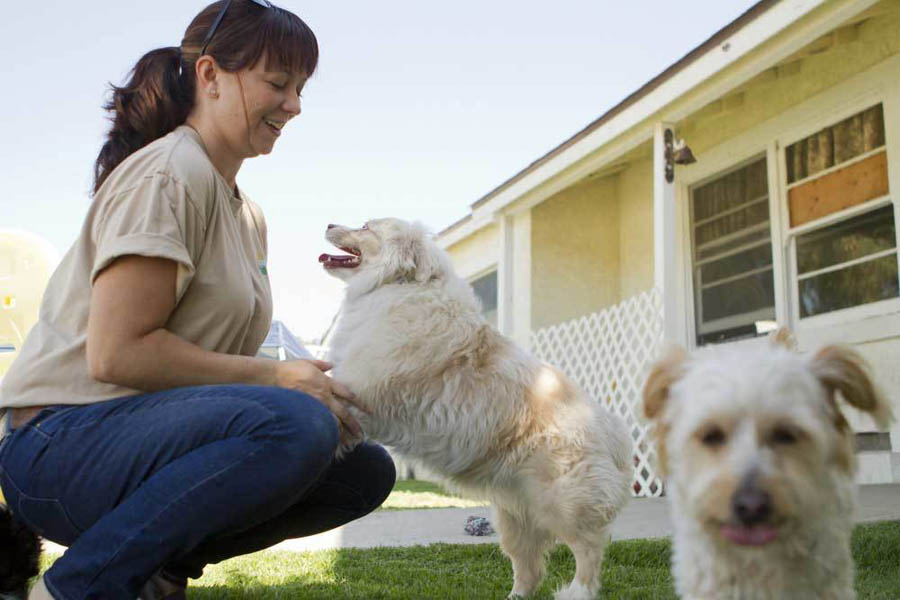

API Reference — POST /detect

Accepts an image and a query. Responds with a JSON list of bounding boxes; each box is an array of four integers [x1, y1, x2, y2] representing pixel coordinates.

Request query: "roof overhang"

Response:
[[438, 0, 881, 249]]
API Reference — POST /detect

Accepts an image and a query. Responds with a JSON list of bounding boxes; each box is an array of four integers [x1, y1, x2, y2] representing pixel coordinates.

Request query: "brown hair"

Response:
[[92, 0, 318, 194]]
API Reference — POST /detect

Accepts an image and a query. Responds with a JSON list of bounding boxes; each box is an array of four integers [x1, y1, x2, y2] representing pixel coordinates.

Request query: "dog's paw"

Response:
[[554, 581, 597, 600]]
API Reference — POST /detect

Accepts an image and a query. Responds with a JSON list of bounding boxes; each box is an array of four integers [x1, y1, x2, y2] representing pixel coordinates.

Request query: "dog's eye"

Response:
[[360, 223, 369, 230], [700, 426, 726, 447], [771, 426, 798, 445]]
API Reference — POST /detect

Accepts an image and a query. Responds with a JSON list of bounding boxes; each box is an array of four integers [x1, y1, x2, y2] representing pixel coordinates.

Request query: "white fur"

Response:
[[643, 336, 894, 600], [323, 218, 633, 599]]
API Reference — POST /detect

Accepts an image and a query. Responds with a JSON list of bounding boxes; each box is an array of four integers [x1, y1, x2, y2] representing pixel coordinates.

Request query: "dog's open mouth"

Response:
[[319, 245, 361, 269], [720, 523, 778, 546]]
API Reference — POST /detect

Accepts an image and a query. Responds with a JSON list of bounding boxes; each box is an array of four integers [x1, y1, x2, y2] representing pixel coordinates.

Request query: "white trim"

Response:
[[465, 265, 498, 284], [786, 194, 892, 238], [437, 0, 880, 245], [785, 145, 886, 190], [654, 123, 681, 342], [767, 141, 791, 331], [497, 216, 515, 336]]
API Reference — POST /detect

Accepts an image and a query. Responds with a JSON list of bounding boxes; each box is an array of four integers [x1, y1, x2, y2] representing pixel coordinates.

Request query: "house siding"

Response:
[[531, 175, 620, 329]]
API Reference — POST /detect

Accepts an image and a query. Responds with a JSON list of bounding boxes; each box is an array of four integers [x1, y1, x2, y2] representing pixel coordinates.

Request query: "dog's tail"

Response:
[[0, 502, 42, 599]]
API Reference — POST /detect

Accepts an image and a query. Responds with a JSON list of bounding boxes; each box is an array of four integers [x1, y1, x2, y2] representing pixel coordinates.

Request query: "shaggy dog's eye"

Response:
[[360, 223, 369, 230], [699, 426, 726, 447], [771, 426, 798, 445]]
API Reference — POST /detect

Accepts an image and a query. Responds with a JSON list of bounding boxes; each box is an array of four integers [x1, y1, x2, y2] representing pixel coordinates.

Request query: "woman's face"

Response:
[[214, 56, 308, 158]]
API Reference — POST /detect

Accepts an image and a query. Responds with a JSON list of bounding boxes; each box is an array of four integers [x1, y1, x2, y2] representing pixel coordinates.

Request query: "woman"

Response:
[[0, 2, 395, 598]]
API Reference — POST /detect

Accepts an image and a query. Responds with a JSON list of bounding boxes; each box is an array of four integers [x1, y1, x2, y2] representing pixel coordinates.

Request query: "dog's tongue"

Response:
[[721, 524, 778, 546], [318, 253, 359, 268]]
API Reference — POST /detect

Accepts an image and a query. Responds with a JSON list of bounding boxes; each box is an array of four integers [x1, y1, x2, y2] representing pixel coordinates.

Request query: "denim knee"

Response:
[[257, 388, 340, 475]]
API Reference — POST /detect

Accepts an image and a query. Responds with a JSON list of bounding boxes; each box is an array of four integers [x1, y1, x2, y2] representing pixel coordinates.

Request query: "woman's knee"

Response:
[[347, 443, 397, 510], [262, 388, 341, 470]]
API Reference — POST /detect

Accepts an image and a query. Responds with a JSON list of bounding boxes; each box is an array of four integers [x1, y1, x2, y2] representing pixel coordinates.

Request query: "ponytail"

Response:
[[92, 47, 194, 195]]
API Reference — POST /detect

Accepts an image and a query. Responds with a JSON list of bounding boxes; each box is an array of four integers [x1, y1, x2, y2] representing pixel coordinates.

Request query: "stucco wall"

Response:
[[445, 222, 500, 281], [679, 3, 900, 156], [617, 156, 654, 299], [531, 175, 619, 330]]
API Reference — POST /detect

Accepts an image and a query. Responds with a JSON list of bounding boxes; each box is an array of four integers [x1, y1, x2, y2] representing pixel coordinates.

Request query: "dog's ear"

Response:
[[642, 345, 687, 476], [382, 222, 446, 284], [808, 345, 894, 430], [642, 345, 687, 421], [768, 326, 797, 350]]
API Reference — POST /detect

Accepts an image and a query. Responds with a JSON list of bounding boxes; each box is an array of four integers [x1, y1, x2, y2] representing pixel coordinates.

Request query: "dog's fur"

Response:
[[642, 332, 894, 600], [0, 502, 41, 600], [321, 218, 633, 599]]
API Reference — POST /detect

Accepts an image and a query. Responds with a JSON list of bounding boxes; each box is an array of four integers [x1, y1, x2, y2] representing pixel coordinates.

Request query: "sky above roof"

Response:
[[1, 0, 757, 340]]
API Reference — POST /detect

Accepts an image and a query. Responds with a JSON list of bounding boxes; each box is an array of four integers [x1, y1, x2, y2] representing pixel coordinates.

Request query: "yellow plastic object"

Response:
[[0, 230, 58, 378]]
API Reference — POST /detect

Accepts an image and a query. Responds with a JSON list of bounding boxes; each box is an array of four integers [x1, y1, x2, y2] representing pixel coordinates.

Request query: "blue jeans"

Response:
[[0, 385, 396, 599]]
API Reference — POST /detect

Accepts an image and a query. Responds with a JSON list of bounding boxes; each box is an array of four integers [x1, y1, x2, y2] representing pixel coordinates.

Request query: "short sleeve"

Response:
[[91, 172, 207, 302]]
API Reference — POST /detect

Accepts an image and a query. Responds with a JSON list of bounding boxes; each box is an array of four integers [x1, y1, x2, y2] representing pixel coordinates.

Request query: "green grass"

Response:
[[379, 479, 489, 511], [37, 520, 900, 599]]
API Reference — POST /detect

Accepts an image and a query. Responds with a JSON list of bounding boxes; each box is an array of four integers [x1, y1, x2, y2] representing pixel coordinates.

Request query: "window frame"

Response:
[[468, 267, 499, 326], [686, 153, 779, 346], [678, 57, 900, 351], [778, 98, 900, 334]]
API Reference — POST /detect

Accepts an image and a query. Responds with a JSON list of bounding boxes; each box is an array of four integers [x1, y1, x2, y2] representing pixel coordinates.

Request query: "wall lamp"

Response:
[[664, 128, 697, 183]]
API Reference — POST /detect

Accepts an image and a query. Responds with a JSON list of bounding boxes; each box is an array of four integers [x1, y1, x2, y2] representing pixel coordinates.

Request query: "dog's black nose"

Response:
[[732, 487, 772, 526], [327, 224, 337, 229]]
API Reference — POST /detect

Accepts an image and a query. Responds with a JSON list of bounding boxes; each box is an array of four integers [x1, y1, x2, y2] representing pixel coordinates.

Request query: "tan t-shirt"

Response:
[[0, 125, 273, 409]]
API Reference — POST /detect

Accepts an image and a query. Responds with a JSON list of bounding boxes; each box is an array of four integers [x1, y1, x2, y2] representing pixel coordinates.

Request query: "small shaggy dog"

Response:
[[320, 218, 633, 599], [0, 502, 41, 600], [642, 332, 894, 600]]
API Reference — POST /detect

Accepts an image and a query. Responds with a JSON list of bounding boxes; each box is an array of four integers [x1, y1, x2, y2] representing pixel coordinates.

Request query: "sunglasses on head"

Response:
[[201, 0, 273, 56]]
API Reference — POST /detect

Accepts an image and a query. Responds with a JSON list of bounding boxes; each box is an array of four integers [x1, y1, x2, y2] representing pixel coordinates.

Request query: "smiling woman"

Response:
[[0, 2, 397, 599]]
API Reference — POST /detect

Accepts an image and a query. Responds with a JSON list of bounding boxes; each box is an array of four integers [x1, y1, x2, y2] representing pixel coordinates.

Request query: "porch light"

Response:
[[664, 128, 697, 182]]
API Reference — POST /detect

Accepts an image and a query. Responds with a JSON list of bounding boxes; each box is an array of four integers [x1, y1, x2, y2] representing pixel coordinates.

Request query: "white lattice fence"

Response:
[[531, 288, 665, 497]]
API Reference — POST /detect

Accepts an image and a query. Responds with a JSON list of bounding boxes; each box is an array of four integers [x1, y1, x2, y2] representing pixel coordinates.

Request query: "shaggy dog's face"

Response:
[[320, 218, 445, 289], [643, 340, 892, 549]]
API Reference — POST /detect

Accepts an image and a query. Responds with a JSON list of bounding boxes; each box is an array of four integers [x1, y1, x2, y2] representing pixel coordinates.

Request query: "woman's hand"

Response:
[[273, 359, 366, 446]]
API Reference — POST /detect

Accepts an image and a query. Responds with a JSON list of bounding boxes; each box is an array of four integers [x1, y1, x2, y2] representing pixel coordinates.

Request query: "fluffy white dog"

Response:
[[320, 218, 633, 599], [642, 332, 894, 600]]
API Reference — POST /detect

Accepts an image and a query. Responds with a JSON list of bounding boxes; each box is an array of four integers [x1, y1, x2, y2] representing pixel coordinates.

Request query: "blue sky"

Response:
[[1, 0, 756, 340]]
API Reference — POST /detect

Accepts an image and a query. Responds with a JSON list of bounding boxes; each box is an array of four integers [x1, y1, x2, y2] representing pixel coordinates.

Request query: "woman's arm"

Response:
[[86, 255, 362, 436]]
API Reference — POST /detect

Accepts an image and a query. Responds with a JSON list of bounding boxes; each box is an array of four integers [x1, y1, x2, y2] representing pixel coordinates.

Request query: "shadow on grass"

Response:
[[38, 521, 899, 599], [183, 538, 675, 599]]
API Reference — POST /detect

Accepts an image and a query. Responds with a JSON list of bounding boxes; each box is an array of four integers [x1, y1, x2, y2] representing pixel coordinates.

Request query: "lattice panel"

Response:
[[531, 288, 665, 497]]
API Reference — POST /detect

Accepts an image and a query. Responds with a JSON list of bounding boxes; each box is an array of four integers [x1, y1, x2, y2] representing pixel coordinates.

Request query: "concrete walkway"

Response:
[[269, 483, 900, 553], [43, 484, 900, 555]]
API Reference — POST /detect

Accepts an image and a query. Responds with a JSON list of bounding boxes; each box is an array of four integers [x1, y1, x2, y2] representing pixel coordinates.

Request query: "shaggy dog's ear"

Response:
[[808, 345, 894, 430], [382, 222, 447, 284], [642, 345, 687, 476], [642, 345, 687, 421], [768, 326, 797, 350]]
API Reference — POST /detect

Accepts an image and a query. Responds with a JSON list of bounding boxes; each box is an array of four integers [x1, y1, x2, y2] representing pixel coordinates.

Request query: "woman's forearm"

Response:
[[90, 327, 278, 391]]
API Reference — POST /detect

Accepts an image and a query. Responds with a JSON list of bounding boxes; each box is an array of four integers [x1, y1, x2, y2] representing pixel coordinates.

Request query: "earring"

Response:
[[209, 88, 219, 98]]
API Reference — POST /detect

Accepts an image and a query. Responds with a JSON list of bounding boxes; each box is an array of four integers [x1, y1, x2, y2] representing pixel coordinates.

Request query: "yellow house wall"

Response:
[[531, 175, 619, 330], [617, 156, 654, 299], [445, 223, 500, 280], [679, 3, 900, 156]]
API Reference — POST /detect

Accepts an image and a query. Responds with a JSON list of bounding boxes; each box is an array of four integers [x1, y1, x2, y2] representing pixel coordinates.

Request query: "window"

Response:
[[689, 157, 777, 346], [471, 270, 498, 327], [786, 104, 897, 319]]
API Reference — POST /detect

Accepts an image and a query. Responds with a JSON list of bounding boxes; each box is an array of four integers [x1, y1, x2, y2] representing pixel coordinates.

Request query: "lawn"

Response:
[[379, 479, 489, 511], [38, 520, 900, 599]]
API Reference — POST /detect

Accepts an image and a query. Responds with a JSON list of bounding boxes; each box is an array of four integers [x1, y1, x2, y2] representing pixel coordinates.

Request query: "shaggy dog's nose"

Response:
[[732, 487, 772, 526], [327, 224, 337, 229]]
